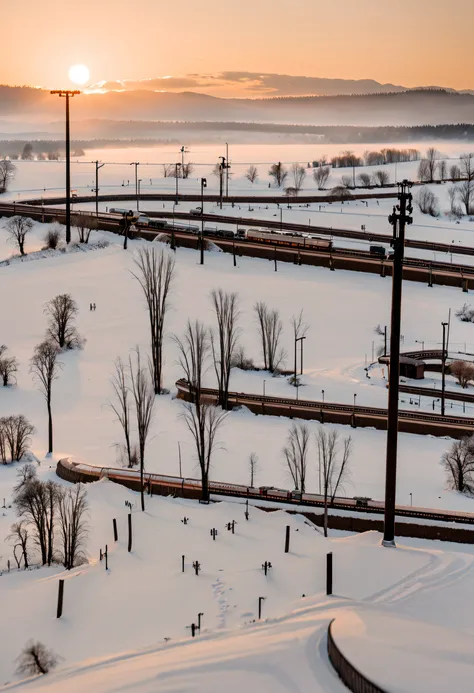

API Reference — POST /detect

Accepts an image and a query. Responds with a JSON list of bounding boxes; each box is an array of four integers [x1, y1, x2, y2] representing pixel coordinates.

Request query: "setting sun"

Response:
[[68, 64, 90, 85]]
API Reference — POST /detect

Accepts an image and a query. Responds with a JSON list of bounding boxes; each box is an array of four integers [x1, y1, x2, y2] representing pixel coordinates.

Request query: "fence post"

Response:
[[128, 513, 132, 552], [105, 545, 108, 571], [284, 525, 290, 553], [182, 554, 185, 573], [326, 552, 333, 596], [57, 579, 64, 618], [113, 518, 118, 542]]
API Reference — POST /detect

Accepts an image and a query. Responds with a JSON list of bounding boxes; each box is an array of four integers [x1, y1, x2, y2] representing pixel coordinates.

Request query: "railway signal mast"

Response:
[[383, 180, 413, 547]]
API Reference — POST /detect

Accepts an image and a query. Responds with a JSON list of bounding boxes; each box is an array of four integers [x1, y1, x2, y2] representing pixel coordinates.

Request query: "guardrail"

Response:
[[327, 619, 387, 693]]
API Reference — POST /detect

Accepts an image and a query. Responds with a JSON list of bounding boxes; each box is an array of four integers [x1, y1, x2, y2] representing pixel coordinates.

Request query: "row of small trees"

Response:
[[4, 214, 98, 257]]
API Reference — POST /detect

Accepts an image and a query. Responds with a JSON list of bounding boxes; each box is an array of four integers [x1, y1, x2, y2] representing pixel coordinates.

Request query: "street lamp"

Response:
[[137, 179, 142, 212], [295, 336, 306, 382], [175, 163, 181, 205], [263, 379, 266, 397], [441, 321, 448, 416], [415, 339, 425, 352], [322, 389, 325, 404], [130, 162, 139, 210], [50, 89, 81, 243], [200, 178, 207, 265], [354, 393, 357, 408], [93, 160, 105, 217]]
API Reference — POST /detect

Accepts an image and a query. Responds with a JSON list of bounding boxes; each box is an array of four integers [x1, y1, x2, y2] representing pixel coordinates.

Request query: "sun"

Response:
[[68, 64, 90, 86]]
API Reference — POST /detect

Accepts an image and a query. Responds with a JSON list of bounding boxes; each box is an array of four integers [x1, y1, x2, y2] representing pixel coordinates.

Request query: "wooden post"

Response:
[[182, 554, 185, 573], [128, 513, 132, 552], [326, 552, 333, 596], [284, 525, 290, 553], [113, 518, 118, 542], [57, 579, 64, 618], [105, 545, 108, 570]]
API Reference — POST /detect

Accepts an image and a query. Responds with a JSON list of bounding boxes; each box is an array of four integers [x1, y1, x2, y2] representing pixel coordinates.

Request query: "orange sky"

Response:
[[3, 0, 474, 93]]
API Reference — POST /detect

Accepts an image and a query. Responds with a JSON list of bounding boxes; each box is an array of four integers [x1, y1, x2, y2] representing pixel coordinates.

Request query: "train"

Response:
[[244, 228, 333, 250]]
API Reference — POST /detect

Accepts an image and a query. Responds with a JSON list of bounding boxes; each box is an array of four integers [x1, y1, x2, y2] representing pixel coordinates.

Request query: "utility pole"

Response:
[[50, 90, 80, 243], [200, 178, 207, 265], [180, 145, 189, 170], [137, 179, 142, 212], [441, 321, 448, 416], [130, 162, 139, 209], [218, 157, 226, 209], [383, 180, 413, 548], [94, 160, 105, 217], [225, 142, 230, 197], [175, 163, 181, 205]]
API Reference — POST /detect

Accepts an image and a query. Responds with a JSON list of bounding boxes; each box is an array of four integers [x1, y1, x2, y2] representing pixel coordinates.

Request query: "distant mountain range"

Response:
[[0, 85, 474, 136]]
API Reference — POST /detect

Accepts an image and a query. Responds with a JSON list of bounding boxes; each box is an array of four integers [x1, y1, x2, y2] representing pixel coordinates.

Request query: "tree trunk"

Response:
[[47, 397, 53, 454], [201, 470, 210, 502]]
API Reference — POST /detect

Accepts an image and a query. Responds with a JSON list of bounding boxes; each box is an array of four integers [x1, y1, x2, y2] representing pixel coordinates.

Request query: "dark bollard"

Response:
[[182, 555, 185, 573], [326, 552, 333, 596], [113, 518, 118, 542], [57, 579, 64, 618], [100, 548, 103, 562], [128, 513, 132, 553], [105, 545, 108, 571], [191, 623, 196, 637], [285, 525, 290, 553]]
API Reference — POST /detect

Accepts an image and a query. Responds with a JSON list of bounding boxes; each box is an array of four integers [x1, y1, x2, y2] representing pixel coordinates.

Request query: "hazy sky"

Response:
[[3, 0, 474, 93]]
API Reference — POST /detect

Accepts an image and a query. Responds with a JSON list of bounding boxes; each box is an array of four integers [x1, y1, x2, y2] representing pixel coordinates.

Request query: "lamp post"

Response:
[[137, 179, 142, 212], [218, 157, 226, 209], [263, 379, 266, 397], [175, 163, 181, 205], [94, 160, 105, 217], [130, 162, 139, 210], [383, 181, 413, 547], [295, 336, 306, 382], [415, 339, 425, 352], [441, 321, 448, 416], [200, 178, 207, 265], [354, 393, 357, 409], [322, 389, 325, 404], [50, 89, 80, 243], [225, 142, 230, 197]]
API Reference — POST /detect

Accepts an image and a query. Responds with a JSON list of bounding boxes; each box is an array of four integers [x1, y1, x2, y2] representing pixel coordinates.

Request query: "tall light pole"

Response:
[[383, 181, 413, 548], [130, 162, 139, 209], [180, 145, 189, 170], [50, 89, 80, 243], [200, 178, 207, 265], [441, 322, 448, 416], [295, 336, 306, 382], [225, 142, 230, 197], [218, 157, 226, 209], [137, 179, 142, 212], [94, 160, 105, 217], [175, 163, 181, 205]]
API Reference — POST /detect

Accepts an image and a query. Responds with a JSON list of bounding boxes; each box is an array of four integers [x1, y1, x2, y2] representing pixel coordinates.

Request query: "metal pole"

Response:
[[128, 513, 132, 552], [56, 579, 64, 618], [113, 518, 118, 542], [383, 181, 413, 547], [200, 178, 206, 265], [178, 441, 182, 478], [284, 525, 290, 553], [65, 93, 71, 243], [441, 322, 448, 416], [175, 164, 180, 205], [225, 142, 229, 197], [300, 337, 304, 375], [294, 337, 297, 386], [326, 552, 333, 595]]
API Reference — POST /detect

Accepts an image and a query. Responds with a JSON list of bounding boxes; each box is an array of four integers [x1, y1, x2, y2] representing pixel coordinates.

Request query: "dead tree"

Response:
[[254, 302, 286, 372], [43, 226, 63, 250], [415, 187, 439, 217], [245, 165, 259, 184], [210, 289, 240, 409], [5, 216, 33, 256], [459, 152, 474, 182], [129, 347, 155, 511], [357, 173, 372, 188], [0, 160, 16, 192], [30, 341, 62, 454], [8, 521, 30, 569], [108, 357, 135, 467], [458, 181, 474, 216], [15, 641, 59, 676], [44, 294, 83, 350], [14, 478, 60, 565], [373, 170, 389, 187], [437, 160, 447, 181], [249, 452, 258, 487], [182, 163, 194, 179], [450, 360, 474, 388], [282, 423, 310, 492], [13, 462, 37, 492], [174, 320, 227, 501], [425, 147, 439, 182], [0, 415, 35, 462], [313, 165, 331, 190], [268, 162, 288, 187], [441, 437, 474, 495], [132, 246, 175, 394], [316, 428, 352, 537], [72, 213, 97, 243], [0, 346, 19, 386], [57, 485, 88, 569]]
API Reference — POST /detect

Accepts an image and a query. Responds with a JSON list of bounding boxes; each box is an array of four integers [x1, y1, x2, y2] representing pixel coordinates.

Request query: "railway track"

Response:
[[56, 457, 474, 528], [175, 379, 474, 439]]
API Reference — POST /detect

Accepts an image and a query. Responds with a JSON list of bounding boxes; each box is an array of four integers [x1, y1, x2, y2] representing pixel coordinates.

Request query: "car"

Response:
[[189, 207, 202, 215]]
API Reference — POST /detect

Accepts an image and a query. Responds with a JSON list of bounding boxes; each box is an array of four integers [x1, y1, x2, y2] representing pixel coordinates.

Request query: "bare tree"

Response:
[[128, 347, 155, 511], [441, 436, 474, 495], [5, 216, 33, 256], [283, 423, 310, 492], [8, 520, 30, 569], [43, 226, 63, 250], [290, 163, 306, 192], [0, 346, 19, 386], [415, 187, 439, 217], [0, 415, 35, 462], [44, 294, 83, 350], [373, 170, 390, 187], [162, 163, 174, 178], [210, 289, 240, 409], [340, 175, 353, 189], [132, 246, 175, 394], [448, 185, 462, 217], [450, 360, 474, 388], [313, 165, 331, 190], [72, 213, 97, 243], [450, 164, 461, 181], [460, 153, 474, 182], [457, 180, 474, 216], [0, 160, 16, 192], [330, 186, 353, 200], [437, 159, 447, 181], [108, 357, 136, 468], [30, 341, 62, 454], [182, 162, 194, 179], [425, 147, 439, 182], [316, 428, 352, 537], [254, 302, 286, 372], [13, 462, 37, 492], [249, 452, 258, 487], [14, 478, 60, 565], [245, 164, 259, 184], [16, 641, 59, 676], [174, 320, 227, 501], [57, 484, 88, 569], [357, 172, 372, 188], [268, 162, 288, 188]]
